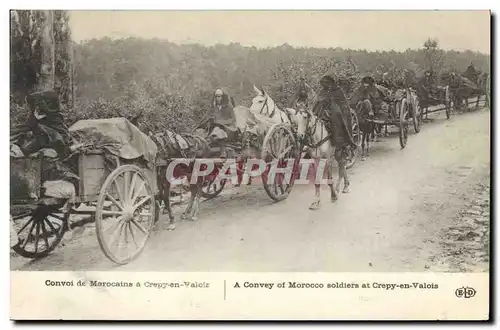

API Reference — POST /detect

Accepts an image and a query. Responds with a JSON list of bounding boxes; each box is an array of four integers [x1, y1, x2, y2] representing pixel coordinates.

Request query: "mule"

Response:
[[249, 85, 298, 126], [295, 108, 350, 210], [418, 85, 450, 120], [150, 131, 211, 230], [476, 72, 490, 109], [446, 72, 483, 112], [355, 99, 376, 161]]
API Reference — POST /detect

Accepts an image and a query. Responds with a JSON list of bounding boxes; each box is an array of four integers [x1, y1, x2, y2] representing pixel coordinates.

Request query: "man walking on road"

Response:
[[312, 70, 358, 192]]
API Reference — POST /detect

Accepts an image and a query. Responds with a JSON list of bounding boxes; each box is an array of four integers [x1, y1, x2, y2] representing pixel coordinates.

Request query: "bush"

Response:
[[11, 37, 490, 134]]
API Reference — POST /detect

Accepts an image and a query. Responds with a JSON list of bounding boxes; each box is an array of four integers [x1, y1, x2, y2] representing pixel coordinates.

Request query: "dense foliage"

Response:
[[69, 38, 490, 134], [10, 12, 490, 134], [10, 10, 74, 125]]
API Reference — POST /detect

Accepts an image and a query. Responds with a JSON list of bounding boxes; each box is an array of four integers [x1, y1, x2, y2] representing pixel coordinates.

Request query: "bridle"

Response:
[[257, 94, 277, 118], [256, 93, 291, 124], [296, 108, 329, 149]]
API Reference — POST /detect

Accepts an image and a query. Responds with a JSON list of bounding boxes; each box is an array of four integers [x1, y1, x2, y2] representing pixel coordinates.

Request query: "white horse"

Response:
[[249, 85, 297, 126], [295, 108, 350, 210]]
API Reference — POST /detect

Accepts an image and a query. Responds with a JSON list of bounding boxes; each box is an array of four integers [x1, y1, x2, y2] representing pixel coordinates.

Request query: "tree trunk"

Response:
[[10, 10, 34, 103], [71, 46, 76, 108], [53, 10, 74, 109], [36, 10, 55, 92]]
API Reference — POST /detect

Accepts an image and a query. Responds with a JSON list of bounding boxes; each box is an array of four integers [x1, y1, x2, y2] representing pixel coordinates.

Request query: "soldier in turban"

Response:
[[197, 88, 238, 158], [312, 70, 357, 163]]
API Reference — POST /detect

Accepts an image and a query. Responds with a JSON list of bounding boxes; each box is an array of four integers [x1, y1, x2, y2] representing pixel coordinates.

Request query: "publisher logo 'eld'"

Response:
[[455, 287, 476, 299]]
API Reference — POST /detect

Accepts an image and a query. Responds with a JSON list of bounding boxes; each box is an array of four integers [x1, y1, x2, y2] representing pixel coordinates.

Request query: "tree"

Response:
[[423, 38, 444, 73], [11, 22, 491, 131], [53, 10, 74, 109], [37, 10, 55, 91], [10, 10, 73, 115]]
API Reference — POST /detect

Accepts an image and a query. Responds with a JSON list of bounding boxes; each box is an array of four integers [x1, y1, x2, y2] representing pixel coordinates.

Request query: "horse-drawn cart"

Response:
[[10, 118, 160, 265], [198, 104, 307, 202], [418, 84, 452, 120], [200, 104, 361, 201], [364, 87, 421, 149], [200, 119, 301, 202], [346, 107, 362, 168]]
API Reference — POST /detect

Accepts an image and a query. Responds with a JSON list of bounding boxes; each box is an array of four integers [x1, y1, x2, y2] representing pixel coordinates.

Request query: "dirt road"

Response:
[[11, 107, 491, 272]]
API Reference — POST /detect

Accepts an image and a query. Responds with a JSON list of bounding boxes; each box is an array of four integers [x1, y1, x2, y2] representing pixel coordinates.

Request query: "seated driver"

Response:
[[198, 88, 238, 158], [358, 76, 385, 119]]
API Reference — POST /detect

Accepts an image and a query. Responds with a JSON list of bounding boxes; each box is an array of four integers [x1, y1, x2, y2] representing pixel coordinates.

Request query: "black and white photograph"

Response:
[[8, 8, 491, 320]]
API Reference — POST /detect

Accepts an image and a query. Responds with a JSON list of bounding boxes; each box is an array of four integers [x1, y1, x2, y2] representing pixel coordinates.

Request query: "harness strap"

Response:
[[269, 101, 277, 118], [303, 108, 331, 149], [167, 131, 186, 157], [311, 135, 331, 149], [259, 98, 267, 114], [284, 108, 293, 125]]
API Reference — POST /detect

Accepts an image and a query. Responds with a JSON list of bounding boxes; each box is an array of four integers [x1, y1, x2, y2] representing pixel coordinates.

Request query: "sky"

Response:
[[70, 10, 491, 54]]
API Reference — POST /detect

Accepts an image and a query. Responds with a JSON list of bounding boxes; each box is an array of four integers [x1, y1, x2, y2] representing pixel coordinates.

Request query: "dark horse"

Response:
[[122, 110, 211, 230], [474, 71, 490, 109], [355, 99, 375, 161], [350, 76, 386, 161], [445, 69, 488, 112], [150, 130, 211, 230], [417, 71, 451, 120]]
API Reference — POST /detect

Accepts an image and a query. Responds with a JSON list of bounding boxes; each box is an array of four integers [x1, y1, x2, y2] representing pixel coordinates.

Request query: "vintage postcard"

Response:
[[8, 9, 491, 320]]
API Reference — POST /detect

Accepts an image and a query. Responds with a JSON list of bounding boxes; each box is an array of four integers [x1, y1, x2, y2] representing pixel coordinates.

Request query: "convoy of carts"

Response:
[[10, 75, 488, 265]]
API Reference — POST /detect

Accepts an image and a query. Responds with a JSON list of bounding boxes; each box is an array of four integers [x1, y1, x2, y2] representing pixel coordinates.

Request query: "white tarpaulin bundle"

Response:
[[69, 117, 158, 168], [233, 105, 281, 138], [43, 180, 76, 203]]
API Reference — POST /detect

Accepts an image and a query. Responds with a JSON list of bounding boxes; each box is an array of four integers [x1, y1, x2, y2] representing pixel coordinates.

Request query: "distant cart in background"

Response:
[[361, 87, 421, 150]]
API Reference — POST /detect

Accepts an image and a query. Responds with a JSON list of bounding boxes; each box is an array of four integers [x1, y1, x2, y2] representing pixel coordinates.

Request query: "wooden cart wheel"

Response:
[[261, 123, 299, 202], [11, 204, 69, 259], [412, 102, 422, 134], [200, 176, 226, 200], [410, 91, 422, 133], [399, 100, 409, 149], [346, 108, 361, 169], [96, 165, 156, 265], [445, 86, 451, 119]]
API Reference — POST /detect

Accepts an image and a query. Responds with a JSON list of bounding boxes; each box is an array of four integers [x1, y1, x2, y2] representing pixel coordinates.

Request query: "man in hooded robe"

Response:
[[11, 90, 71, 158], [197, 88, 239, 157], [212, 88, 237, 128], [10, 90, 77, 208], [312, 70, 357, 163]]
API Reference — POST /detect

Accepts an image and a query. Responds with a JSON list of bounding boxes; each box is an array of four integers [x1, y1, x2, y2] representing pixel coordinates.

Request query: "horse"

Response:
[[233, 105, 270, 157], [350, 81, 388, 160], [295, 107, 350, 210], [446, 72, 483, 112], [408, 72, 448, 121], [476, 72, 490, 109], [355, 99, 376, 161], [418, 84, 451, 120], [461, 65, 487, 110], [249, 85, 298, 126], [150, 130, 211, 230], [355, 95, 396, 160]]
